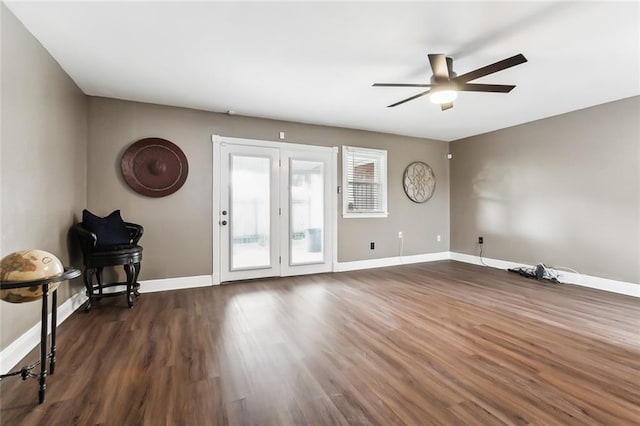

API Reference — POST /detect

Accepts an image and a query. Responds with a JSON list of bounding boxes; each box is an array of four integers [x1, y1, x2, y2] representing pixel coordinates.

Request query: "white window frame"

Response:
[[342, 145, 388, 218]]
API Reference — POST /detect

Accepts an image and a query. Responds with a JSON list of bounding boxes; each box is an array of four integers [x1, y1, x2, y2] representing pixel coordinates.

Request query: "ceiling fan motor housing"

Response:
[[430, 57, 456, 84]]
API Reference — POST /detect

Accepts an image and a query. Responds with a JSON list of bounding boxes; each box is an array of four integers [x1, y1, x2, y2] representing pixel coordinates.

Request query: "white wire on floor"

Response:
[[479, 244, 489, 267]]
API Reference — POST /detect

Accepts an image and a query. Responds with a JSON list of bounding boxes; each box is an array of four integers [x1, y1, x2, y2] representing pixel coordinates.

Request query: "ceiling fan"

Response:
[[373, 53, 527, 111]]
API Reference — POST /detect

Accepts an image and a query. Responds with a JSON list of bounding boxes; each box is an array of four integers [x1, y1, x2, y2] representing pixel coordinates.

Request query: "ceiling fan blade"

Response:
[[454, 53, 527, 84], [372, 83, 432, 87], [428, 54, 449, 81], [387, 89, 431, 108], [441, 102, 454, 111], [446, 57, 455, 79], [456, 83, 516, 93]]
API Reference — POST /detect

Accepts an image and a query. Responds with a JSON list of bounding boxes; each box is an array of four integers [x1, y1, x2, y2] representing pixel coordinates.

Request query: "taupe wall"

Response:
[[87, 97, 450, 280], [4, 0, 635, 356], [450, 96, 640, 284], [1, 5, 87, 349]]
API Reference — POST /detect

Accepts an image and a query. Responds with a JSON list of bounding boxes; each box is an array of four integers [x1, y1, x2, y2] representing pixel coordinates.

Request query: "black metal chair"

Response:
[[74, 222, 143, 311]]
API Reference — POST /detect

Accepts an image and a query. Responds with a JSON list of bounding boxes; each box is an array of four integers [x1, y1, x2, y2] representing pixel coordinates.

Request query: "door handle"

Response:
[[222, 210, 227, 216], [221, 220, 228, 226]]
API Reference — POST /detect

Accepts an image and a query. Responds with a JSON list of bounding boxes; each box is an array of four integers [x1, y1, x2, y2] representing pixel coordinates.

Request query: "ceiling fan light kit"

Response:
[[373, 53, 527, 111], [430, 89, 457, 105]]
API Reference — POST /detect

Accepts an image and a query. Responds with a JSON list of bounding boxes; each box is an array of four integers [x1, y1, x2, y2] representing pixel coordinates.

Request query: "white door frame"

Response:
[[212, 135, 338, 285]]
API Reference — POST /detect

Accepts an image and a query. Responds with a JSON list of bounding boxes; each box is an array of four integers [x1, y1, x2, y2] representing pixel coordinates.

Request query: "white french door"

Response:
[[219, 144, 280, 281], [214, 136, 335, 283], [280, 148, 334, 277]]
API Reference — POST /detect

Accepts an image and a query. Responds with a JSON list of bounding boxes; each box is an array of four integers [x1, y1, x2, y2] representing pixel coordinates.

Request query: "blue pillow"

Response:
[[82, 209, 131, 247]]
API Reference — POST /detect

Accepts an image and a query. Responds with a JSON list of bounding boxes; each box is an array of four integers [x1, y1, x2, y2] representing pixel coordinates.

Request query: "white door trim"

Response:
[[212, 138, 221, 285]]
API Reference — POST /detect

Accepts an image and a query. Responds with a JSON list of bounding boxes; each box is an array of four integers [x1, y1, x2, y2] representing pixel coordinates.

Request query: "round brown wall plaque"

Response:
[[121, 138, 188, 197], [402, 161, 436, 203]]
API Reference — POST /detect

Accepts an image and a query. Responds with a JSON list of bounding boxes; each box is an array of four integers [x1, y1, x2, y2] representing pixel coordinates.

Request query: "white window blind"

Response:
[[342, 146, 388, 218]]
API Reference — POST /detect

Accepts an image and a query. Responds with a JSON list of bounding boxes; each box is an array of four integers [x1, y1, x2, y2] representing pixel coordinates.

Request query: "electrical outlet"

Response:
[[478, 236, 484, 244], [398, 231, 403, 239], [370, 242, 375, 250], [437, 235, 441, 242]]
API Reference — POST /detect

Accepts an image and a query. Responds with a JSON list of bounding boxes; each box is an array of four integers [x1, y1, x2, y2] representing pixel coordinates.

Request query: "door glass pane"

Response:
[[290, 160, 324, 265], [231, 155, 271, 269]]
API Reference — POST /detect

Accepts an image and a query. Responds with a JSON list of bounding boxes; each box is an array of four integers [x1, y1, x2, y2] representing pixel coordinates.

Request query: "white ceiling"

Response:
[[5, 1, 640, 141]]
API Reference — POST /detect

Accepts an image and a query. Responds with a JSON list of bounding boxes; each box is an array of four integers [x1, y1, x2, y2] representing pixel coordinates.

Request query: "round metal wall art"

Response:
[[403, 161, 436, 203], [121, 138, 189, 197]]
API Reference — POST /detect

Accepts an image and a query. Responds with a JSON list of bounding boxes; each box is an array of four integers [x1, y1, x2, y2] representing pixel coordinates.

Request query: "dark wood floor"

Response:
[[1, 260, 639, 425]]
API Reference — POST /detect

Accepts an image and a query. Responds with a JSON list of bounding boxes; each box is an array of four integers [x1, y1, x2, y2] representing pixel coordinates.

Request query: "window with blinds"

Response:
[[342, 146, 388, 218]]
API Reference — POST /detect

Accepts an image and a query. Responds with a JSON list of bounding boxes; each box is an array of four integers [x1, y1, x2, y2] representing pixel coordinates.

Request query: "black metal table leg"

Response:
[[50, 288, 58, 375], [1, 268, 80, 404], [39, 283, 49, 404]]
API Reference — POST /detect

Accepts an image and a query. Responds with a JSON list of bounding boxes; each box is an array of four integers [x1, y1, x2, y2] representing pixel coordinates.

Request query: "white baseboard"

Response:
[[336, 251, 638, 297], [555, 271, 640, 297], [334, 251, 451, 272], [450, 252, 523, 270], [3, 254, 636, 374], [450, 252, 639, 298], [0, 274, 214, 374], [138, 274, 213, 293], [0, 290, 88, 375]]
